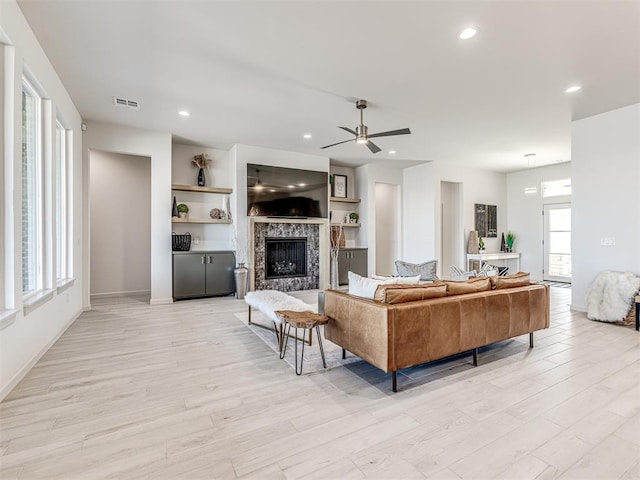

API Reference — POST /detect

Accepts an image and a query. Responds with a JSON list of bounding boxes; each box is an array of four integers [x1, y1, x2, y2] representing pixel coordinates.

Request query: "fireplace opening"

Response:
[[265, 237, 307, 279]]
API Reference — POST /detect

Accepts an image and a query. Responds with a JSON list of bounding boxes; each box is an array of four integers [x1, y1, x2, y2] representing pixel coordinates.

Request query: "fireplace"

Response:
[[265, 237, 307, 279], [250, 220, 325, 292]]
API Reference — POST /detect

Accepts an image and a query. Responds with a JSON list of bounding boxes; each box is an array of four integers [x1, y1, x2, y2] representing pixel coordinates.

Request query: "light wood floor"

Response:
[[1, 288, 638, 479]]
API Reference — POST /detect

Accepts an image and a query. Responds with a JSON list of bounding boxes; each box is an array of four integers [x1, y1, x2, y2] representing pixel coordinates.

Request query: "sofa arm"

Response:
[[323, 290, 395, 372]]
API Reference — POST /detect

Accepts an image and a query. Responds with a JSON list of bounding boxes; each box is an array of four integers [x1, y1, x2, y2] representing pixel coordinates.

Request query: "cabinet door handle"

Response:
[[208, 256, 212, 264], [201, 255, 205, 264]]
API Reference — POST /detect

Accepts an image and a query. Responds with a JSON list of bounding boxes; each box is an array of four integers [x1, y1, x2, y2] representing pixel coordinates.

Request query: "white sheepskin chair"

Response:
[[586, 271, 640, 322]]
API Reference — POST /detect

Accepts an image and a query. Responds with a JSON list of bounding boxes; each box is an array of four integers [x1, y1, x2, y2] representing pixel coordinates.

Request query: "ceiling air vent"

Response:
[[112, 96, 140, 110]]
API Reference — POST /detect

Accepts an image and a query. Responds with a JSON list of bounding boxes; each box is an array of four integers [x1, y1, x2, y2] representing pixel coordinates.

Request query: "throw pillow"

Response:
[[348, 271, 384, 299], [492, 272, 531, 290], [395, 260, 439, 281], [371, 274, 421, 285], [445, 277, 492, 295], [374, 283, 447, 304]]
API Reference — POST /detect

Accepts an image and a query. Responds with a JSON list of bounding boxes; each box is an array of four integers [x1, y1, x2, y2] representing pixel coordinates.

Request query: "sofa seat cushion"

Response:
[[492, 272, 531, 289], [374, 283, 447, 304], [395, 260, 439, 281], [445, 277, 492, 295]]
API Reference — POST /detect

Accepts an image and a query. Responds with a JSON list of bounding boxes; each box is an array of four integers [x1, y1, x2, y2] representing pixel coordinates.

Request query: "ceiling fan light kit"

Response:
[[321, 99, 411, 154]]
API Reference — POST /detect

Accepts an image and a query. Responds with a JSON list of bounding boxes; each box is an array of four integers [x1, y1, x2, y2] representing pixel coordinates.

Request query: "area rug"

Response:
[[234, 308, 362, 375]]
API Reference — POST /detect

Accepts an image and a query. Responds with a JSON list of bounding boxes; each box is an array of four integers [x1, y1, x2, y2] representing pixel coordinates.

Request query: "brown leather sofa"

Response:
[[323, 276, 550, 392]]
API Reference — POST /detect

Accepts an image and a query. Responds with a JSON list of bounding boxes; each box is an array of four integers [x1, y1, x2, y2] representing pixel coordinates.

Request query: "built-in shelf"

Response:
[[172, 184, 233, 194], [330, 196, 361, 204], [330, 223, 361, 228], [172, 218, 232, 224]]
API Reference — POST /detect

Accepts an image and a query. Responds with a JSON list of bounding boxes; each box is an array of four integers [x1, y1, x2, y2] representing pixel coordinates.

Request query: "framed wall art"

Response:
[[332, 174, 347, 198]]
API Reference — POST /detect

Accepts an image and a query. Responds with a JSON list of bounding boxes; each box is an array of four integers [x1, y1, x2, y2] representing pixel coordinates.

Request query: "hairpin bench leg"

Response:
[[392, 371, 397, 392], [473, 348, 478, 366], [530, 332, 534, 348]]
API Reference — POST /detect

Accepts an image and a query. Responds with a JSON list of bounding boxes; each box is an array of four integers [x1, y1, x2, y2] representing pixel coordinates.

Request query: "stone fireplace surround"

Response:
[[249, 218, 330, 292]]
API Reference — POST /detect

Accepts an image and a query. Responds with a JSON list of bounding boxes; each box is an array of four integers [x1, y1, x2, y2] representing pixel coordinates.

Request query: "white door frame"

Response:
[[543, 202, 571, 282]]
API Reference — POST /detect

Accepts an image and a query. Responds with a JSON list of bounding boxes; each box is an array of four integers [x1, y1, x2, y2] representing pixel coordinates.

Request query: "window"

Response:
[[22, 78, 43, 297], [542, 179, 571, 198], [55, 121, 71, 283]]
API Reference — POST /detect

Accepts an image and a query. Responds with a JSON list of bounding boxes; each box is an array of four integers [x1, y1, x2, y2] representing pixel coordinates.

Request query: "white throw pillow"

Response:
[[348, 271, 383, 299]]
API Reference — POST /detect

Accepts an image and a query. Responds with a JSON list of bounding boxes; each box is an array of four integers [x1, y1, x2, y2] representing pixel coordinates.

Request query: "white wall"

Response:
[[0, 1, 83, 400], [82, 121, 172, 306], [357, 163, 404, 275], [374, 183, 401, 275], [571, 103, 640, 311], [506, 162, 571, 281], [441, 181, 463, 273], [403, 161, 507, 277], [171, 143, 233, 252], [403, 162, 436, 264], [90, 151, 151, 296]]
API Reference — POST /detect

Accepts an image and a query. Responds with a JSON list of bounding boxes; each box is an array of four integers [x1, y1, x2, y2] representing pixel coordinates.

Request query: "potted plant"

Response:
[[349, 212, 359, 224], [506, 231, 516, 252], [478, 236, 485, 253], [177, 203, 189, 219]]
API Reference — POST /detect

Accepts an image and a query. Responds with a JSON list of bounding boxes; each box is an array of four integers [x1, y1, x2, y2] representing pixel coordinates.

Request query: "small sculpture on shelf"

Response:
[[192, 153, 212, 187]]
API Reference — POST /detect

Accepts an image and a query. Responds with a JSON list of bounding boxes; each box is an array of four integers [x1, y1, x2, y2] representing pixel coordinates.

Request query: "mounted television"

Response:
[[247, 164, 328, 218]]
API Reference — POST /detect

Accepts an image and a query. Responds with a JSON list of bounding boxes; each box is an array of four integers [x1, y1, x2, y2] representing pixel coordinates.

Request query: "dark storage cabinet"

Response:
[[173, 251, 235, 299], [337, 248, 368, 285]]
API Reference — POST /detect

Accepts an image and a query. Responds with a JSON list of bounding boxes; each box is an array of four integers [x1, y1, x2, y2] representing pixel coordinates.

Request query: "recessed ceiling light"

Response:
[[299, 183, 306, 187], [303, 133, 312, 139], [388, 150, 396, 155], [269, 189, 276, 193], [459, 27, 477, 40], [565, 85, 581, 93], [178, 110, 190, 117], [288, 185, 294, 189]]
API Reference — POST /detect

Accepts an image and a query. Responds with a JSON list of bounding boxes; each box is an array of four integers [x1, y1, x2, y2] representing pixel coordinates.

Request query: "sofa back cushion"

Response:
[[445, 276, 492, 295], [395, 260, 439, 281], [371, 274, 422, 285], [374, 283, 447, 304], [492, 272, 531, 290]]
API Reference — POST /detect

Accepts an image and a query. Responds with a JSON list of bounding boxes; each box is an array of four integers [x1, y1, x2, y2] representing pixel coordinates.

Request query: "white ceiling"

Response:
[[17, 0, 640, 172]]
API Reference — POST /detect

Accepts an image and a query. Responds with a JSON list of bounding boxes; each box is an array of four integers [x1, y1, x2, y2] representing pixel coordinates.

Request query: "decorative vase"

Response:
[[234, 263, 248, 300], [330, 256, 339, 289], [197, 167, 205, 187], [172, 196, 179, 217]]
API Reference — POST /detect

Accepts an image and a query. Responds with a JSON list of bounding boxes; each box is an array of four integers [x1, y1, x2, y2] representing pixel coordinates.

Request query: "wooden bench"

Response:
[[244, 290, 315, 349]]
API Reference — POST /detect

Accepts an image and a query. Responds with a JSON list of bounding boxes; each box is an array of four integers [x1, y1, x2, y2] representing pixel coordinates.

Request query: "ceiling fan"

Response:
[[321, 99, 411, 154]]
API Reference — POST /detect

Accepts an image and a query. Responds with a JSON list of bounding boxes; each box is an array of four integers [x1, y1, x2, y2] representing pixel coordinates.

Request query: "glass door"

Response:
[[543, 203, 571, 282]]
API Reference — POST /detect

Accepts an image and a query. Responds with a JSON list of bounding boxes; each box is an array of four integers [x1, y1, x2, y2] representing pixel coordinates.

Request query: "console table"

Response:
[[467, 252, 521, 273]]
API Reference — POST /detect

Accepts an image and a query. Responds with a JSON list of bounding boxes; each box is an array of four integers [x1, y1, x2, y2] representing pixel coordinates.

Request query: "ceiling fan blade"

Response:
[[366, 141, 382, 154], [367, 128, 412, 139], [321, 138, 355, 149], [338, 126, 357, 135]]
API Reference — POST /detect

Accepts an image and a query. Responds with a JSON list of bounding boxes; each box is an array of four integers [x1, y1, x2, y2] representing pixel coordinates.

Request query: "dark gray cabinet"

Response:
[[173, 251, 235, 299], [337, 248, 368, 285]]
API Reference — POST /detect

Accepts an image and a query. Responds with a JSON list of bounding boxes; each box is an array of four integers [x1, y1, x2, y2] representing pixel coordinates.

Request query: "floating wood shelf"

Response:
[[330, 196, 361, 204], [171, 184, 233, 194], [172, 218, 232, 224], [330, 223, 361, 228]]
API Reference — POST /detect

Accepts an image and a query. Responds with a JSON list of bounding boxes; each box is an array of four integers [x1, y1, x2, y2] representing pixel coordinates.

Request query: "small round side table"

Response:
[[275, 310, 329, 375]]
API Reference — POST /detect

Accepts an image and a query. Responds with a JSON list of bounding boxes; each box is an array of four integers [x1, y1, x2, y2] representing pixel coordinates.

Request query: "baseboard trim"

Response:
[[90, 289, 151, 299], [150, 297, 173, 305], [571, 303, 587, 313], [0, 308, 83, 402]]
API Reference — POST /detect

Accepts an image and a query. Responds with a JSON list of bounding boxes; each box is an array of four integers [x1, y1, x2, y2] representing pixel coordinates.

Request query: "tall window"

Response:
[[55, 121, 69, 282], [22, 78, 43, 296]]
